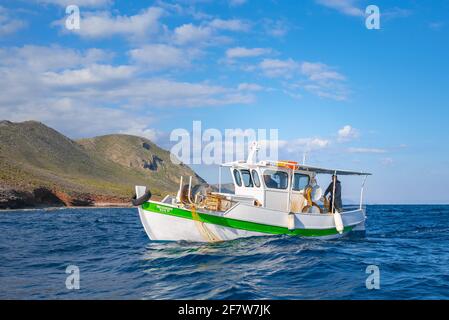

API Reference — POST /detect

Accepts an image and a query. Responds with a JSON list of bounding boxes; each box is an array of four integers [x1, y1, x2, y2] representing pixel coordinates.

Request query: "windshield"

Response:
[[293, 173, 310, 191], [263, 170, 288, 189]]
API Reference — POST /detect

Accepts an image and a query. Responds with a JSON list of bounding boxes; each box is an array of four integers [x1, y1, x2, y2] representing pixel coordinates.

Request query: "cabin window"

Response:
[[252, 170, 261, 187], [233, 169, 242, 187], [240, 170, 254, 187], [263, 170, 289, 189], [293, 173, 310, 191]]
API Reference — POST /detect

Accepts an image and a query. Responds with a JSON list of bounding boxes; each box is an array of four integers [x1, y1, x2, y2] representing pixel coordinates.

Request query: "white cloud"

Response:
[[58, 7, 165, 40], [101, 78, 255, 107], [257, 58, 349, 100], [301, 62, 348, 100], [238, 83, 264, 91], [172, 19, 249, 46], [316, 0, 364, 17], [173, 23, 213, 45], [296, 138, 330, 150], [0, 45, 256, 139], [128, 44, 196, 70], [259, 59, 345, 82], [279, 137, 330, 153], [0, 45, 111, 71], [37, 0, 111, 7], [347, 147, 386, 154], [337, 125, 359, 142], [301, 62, 345, 82], [42, 64, 135, 86], [209, 18, 250, 32], [316, 1, 412, 22], [52, 4, 248, 47], [262, 19, 290, 37], [226, 47, 271, 59], [302, 83, 348, 101], [0, 97, 155, 139], [120, 126, 164, 142], [260, 58, 300, 78], [0, 6, 26, 36], [0, 46, 113, 108]]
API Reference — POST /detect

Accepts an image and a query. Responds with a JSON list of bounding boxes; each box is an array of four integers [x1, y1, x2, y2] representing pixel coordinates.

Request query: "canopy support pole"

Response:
[[331, 170, 337, 213], [218, 166, 222, 194], [287, 168, 295, 213], [359, 175, 368, 210]]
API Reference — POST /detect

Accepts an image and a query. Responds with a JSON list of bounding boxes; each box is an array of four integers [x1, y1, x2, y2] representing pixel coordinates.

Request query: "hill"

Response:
[[0, 120, 204, 209]]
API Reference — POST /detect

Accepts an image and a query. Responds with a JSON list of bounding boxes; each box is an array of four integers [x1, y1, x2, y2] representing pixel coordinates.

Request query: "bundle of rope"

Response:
[[190, 205, 221, 242]]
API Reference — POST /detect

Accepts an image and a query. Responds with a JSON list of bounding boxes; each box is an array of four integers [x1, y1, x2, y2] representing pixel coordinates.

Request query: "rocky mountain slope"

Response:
[[0, 120, 204, 209]]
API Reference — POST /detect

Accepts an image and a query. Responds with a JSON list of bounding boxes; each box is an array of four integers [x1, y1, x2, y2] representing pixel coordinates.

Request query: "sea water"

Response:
[[0, 205, 448, 299]]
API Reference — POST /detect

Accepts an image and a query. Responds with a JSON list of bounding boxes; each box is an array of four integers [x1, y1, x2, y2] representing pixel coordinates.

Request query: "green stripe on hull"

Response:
[[141, 202, 353, 237]]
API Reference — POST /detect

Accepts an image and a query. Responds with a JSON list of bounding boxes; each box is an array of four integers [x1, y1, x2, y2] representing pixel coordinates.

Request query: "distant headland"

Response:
[[0, 120, 204, 209]]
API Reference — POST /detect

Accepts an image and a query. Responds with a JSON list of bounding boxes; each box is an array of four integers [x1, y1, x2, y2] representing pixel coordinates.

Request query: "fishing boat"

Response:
[[134, 142, 371, 242]]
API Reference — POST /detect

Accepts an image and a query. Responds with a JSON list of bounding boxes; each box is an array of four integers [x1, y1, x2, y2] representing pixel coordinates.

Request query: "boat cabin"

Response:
[[171, 142, 370, 215], [215, 143, 370, 214], [219, 161, 318, 213]]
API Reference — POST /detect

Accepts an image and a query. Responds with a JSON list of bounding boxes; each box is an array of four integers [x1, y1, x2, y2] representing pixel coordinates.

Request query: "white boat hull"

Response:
[[137, 200, 366, 242]]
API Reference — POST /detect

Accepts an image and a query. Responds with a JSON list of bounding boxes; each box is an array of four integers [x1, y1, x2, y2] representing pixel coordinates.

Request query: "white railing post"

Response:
[[176, 176, 183, 203], [188, 176, 193, 204]]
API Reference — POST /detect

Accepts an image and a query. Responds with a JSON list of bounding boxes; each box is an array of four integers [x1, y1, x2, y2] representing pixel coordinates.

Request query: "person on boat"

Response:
[[324, 175, 342, 213]]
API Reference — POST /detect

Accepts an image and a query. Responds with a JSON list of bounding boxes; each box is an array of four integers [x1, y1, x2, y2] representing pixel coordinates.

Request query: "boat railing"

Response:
[[341, 205, 364, 212]]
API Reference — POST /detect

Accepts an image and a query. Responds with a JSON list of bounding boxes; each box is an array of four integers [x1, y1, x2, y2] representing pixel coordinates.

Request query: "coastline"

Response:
[[0, 203, 133, 212]]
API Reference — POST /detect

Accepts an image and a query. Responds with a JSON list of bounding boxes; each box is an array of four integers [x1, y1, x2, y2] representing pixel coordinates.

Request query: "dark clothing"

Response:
[[325, 180, 342, 212]]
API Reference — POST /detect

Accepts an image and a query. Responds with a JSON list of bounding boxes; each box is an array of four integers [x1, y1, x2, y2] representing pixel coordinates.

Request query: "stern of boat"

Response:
[[349, 209, 366, 235]]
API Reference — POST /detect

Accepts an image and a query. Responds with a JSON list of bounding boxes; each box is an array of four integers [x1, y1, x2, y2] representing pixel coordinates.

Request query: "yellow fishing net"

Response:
[[191, 205, 221, 242]]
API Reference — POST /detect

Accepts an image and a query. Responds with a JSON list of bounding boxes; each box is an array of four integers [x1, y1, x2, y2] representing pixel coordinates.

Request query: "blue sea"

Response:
[[0, 205, 448, 299]]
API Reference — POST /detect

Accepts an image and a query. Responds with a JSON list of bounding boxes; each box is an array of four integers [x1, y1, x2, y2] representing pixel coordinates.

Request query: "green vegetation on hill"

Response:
[[0, 120, 204, 208]]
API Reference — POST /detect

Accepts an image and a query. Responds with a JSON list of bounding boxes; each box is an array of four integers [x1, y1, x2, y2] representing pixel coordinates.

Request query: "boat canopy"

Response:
[[290, 164, 371, 176], [221, 160, 371, 176]]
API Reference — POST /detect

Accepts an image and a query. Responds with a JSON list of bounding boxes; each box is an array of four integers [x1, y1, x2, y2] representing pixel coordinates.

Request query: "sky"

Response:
[[0, 0, 448, 204]]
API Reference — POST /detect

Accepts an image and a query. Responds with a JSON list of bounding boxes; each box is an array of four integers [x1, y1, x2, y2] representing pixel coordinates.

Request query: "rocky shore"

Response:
[[0, 187, 132, 210]]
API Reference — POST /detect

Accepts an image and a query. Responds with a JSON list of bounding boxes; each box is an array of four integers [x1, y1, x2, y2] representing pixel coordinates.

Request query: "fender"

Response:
[[132, 190, 152, 206]]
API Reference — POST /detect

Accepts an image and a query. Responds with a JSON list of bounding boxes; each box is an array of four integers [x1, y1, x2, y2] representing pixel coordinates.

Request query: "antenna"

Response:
[[302, 152, 307, 165], [247, 141, 260, 164]]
